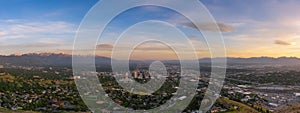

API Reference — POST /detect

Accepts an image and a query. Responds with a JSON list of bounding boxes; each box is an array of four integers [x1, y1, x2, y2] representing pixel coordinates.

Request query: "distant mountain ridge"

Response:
[[199, 56, 300, 65], [0, 53, 111, 67], [0, 53, 300, 66]]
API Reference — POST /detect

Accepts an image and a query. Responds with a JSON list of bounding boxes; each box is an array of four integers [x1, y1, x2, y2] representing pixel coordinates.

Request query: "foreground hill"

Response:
[[0, 108, 40, 113], [275, 104, 300, 113]]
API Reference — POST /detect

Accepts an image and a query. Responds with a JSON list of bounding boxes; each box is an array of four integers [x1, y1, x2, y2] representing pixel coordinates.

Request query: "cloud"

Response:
[[181, 22, 235, 32], [96, 42, 174, 52], [0, 31, 6, 35], [0, 19, 75, 54], [274, 40, 295, 45], [227, 35, 265, 42], [0, 20, 75, 41], [133, 41, 174, 51], [96, 44, 114, 51], [51, 44, 114, 53], [135, 46, 170, 51], [0, 42, 63, 49], [189, 35, 199, 38], [8, 21, 75, 35]]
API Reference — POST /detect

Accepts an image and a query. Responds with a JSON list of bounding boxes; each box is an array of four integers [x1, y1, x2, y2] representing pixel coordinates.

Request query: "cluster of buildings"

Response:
[[224, 66, 300, 112], [0, 84, 85, 112]]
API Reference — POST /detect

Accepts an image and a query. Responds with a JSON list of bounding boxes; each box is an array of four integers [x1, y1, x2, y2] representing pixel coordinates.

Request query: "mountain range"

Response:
[[0, 53, 299, 67], [0, 53, 111, 67]]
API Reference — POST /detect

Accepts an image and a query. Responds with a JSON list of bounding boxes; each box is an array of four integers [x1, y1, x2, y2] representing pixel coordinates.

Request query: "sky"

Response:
[[0, 0, 300, 60]]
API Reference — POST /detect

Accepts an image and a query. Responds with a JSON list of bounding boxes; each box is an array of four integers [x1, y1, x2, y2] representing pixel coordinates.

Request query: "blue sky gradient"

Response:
[[0, 0, 300, 58]]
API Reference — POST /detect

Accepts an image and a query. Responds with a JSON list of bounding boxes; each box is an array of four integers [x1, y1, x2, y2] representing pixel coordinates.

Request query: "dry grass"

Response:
[[218, 97, 259, 113], [275, 104, 300, 113], [0, 74, 15, 82]]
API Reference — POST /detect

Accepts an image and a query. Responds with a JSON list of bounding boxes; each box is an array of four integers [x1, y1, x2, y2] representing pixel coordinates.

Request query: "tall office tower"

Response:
[[133, 71, 138, 78]]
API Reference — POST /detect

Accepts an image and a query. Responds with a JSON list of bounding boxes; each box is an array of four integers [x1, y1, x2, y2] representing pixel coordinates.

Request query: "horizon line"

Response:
[[1, 52, 300, 60]]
